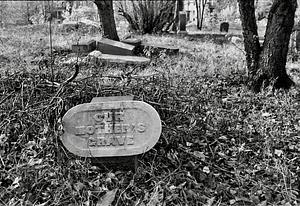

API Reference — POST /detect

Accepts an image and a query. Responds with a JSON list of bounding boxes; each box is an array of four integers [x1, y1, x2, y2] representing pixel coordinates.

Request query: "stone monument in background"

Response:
[[220, 22, 229, 33], [178, 11, 187, 34]]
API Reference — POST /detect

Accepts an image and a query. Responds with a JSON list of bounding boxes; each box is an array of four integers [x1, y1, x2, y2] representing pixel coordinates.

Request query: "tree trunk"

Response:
[[199, 0, 206, 30], [196, 0, 207, 30], [238, 0, 296, 92], [94, 0, 119, 41], [257, 0, 296, 90], [195, 0, 200, 29], [237, 0, 261, 86]]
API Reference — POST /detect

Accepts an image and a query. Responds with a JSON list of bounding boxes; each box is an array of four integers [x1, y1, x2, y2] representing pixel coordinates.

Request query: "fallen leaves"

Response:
[[0, 31, 300, 205], [97, 189, 117, 206]]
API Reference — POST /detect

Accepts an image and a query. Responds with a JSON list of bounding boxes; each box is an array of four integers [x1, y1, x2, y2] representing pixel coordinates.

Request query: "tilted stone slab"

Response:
[[61, 100, 162, 157], [121, 38, 142, 54], [96, 38, 135, 55], [121, 38, 142, 47]]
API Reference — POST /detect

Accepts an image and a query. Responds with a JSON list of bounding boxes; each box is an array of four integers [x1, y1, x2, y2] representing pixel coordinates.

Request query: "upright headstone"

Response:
[[61, 96, 162, 170], [220, 22, 229, 33], [178, 11, 187, 34]]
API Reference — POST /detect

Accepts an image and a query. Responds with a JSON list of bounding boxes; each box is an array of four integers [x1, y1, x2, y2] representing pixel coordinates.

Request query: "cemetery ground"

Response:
[[1, 24, 300, 206]]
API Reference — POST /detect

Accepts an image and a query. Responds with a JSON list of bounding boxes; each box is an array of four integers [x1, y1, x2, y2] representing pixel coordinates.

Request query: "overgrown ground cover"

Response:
[[0, 25, 300, 206]]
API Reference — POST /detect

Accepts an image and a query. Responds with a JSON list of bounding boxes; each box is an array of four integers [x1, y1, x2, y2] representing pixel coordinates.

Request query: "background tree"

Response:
[[0, 1, 41, 25], [195, 0, 208, 30], [238, 0, 297, 92], [93, 0, 119, 41]]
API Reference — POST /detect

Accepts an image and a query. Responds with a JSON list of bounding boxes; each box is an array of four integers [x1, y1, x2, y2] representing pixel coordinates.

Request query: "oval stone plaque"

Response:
[[61, 101, 162, 157]]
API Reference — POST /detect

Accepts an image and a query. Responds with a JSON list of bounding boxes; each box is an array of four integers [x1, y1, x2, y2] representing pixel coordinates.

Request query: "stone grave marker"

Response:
[[121, 38, 142, 47], [96, 38, 135, 56], [141, 43, 179, 56], [178, 11, 187, 34], [61, 96, 162, 170], [121, 38, 143, 54], [88, 52, 150, 65], [220, 22, 229, 33], [72, 40, 96, 53]]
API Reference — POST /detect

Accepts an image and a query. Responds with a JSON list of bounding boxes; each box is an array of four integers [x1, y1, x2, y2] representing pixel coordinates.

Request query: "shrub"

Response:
[[117, 0, 176, 34]]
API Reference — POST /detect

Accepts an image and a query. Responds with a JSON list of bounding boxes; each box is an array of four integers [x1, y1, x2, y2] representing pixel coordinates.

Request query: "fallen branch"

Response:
[[49, 64, 80, 104], [61, 64, 80, 86], [0, 92, 14, 105]]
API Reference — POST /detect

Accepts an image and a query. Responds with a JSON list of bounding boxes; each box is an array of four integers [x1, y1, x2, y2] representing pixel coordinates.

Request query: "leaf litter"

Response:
[[0, 34, 300, 205]]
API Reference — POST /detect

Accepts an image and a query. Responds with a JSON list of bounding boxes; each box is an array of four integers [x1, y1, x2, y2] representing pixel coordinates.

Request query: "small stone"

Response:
[[88, 50, 102, 58]]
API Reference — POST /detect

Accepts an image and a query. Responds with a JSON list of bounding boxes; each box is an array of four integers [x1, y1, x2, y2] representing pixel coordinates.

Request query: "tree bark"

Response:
[[257, 0, 296, 90], [237, 0, 261, 86], [238, 0, 296, 92], [94, 0, 119, 41]]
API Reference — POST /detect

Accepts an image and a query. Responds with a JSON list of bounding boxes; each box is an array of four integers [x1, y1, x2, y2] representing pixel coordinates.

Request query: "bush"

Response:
[[117, 0, 176, 34]]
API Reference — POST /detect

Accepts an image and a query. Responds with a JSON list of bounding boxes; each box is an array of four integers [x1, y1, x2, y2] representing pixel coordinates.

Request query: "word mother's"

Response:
[[74, 109, 146, 147]]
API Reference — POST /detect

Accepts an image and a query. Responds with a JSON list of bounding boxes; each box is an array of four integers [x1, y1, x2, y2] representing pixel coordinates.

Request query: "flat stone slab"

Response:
[[72, 40, 96, 53], [61, 100, 162, 157], [141, 43, 179, 55], [89, 53, 150, 65], [96, 38, 135, 56]]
